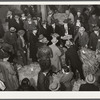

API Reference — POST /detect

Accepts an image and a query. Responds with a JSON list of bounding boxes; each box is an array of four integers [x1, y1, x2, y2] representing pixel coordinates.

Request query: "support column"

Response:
[[41, 5, 47, 21]]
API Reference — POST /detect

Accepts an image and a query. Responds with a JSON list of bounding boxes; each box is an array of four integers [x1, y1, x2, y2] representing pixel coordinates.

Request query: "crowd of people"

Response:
[[0, 5, 100, 91]]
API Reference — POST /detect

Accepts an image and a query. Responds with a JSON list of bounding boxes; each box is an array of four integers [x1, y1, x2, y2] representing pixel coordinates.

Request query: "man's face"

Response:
[[77, 12, 81, 16], [92, 14, 96, 18], [34, 20, 38, 25], [15, 15, 19, 20], [28, 18, 32, 22], [33, 30, 37, 34], [65, 40, 71, 47], [65, 10, 70, 15], [64, 23, 68, 29], [52, 23, 55, 28]]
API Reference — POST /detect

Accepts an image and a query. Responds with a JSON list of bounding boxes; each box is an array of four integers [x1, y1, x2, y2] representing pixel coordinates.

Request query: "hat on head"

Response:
[[38, 34, 44, 40], [63, 19, 71, 23], [61, 35, 72, 40], [0, 50, 9, 59], [49, 81, 60, 91], [38, 34, 48, 43], [48, 10, 53, 15], [10, 27, 16, 33], [79, 27, 85, 32], [33, 17, 37, 20], [42, 20, 47, 25], [85, 74, 96, 84], [0, 80, 6, 91], [93, 26, 100, 31], [17, 30, 25, 36], [0, 39, 4, 43], [51, 19, 59, 25], [33, 27, 37, 30], [77, 8, 82, 12], [51, 33, 59, 38]]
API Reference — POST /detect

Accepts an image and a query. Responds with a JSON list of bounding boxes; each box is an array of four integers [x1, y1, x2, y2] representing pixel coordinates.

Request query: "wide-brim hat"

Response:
[[42, 20, 47, 25], [63, 18, 71, 24], [38, 34, 44, 40], [0, 39, 4, 43], [51, 19, 59, 25], [33, 27, 37, 30], [10, 27, 16, 33], [79, 27, 85, 32], [17, 30, 25, 36], [0, 80, 6, 91], [7, 11, 12, 15], [49, 81, 60, 91], [48, 10, 53, 15], [85, 74, 96, 84], [51, 33, 59, 38], [61, 35, 72, 40], [0, 50, 9, 59], [93, 26, 100, 31], [38, 34, 48, 43]]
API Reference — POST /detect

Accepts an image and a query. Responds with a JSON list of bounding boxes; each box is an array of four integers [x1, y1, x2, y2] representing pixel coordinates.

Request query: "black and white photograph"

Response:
[[1, 1, 100, 95]]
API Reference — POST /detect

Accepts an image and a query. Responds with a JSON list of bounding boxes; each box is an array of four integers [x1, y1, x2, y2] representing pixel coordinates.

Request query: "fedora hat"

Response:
[[93, 26, 100, 31], [0, 80, 6, 91], [38, 34, 44, 40], [48, 10, 53, 15], [10, 27, 16, 33], [51, 19, 59, 25], [85, 74, 96, 84], [38, 34, 48, 43], [51, 33, 59, 38], [0, 39, 4, 43], [17, 30, 25, 36], [42, 20, 47, 25], [61, 35, 72, 40], [63, 19, 71, 23], [49, 81, 60, 91]]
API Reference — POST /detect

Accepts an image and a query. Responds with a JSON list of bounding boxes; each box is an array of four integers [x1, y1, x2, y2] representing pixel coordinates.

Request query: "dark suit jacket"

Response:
[[13, 19, 24, 32], [79, 83, 99, 91], [17, 37, 26, 53], [47, 25, 62, 36], [37, 71, 50, 91], [89, 32, 100, 51], [5, 17, 15, 29], [65, 45, 82, 68]]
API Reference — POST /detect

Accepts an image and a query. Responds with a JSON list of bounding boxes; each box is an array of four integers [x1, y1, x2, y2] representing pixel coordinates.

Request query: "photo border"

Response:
[[0, 0, 100, 99]]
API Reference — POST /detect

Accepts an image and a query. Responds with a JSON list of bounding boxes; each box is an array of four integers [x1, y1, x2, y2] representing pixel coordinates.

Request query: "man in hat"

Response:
[[88, 12, 98, 32], [79, 74, 99, 91], [24, 16, 36, 42], [47, 19, 62, 44], [49, 36, 62, 72], [5, 11, 15, 29], [39, 20, 48, 37], [89, 26, 100, 51], [37, 34, 53, 63], [65, 39, 85, 80], [13, 14, 24, 32], [3, 27, 17, 61], [29, 27, 38, 62], [65, 9, 74, 25], [17, 30, 27, 65], [74, 26, 89, 48], [0, 50, 19, 91], [75, 9, 84, 25], [47, 10, 54, 26]]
